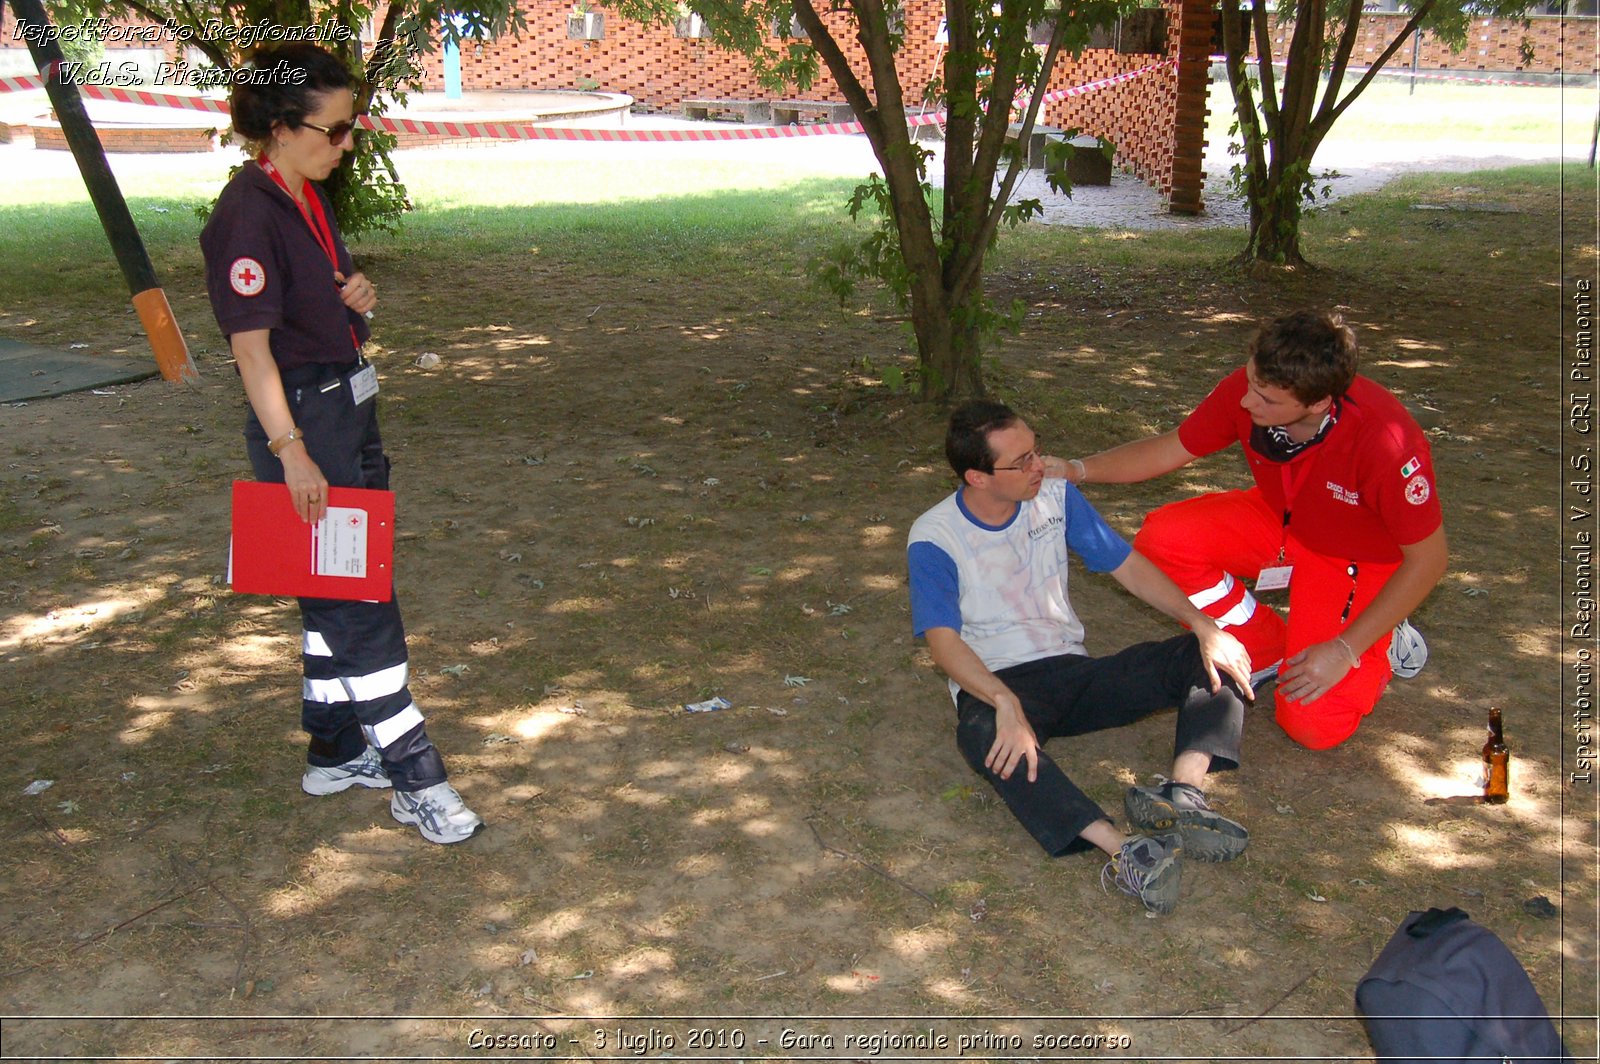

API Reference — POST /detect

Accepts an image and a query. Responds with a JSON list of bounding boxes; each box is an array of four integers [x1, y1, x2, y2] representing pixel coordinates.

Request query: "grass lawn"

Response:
[[1205, 75, 1590, 151]]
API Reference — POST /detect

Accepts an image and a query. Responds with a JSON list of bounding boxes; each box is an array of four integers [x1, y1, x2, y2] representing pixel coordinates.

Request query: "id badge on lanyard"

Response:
[[1257, 457, 1317, 593], [1256, 565, 1292, 591], [349, 363, 379, 405]]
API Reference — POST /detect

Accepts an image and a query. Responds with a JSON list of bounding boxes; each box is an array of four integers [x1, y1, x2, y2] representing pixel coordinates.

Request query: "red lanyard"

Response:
[[260, 156, 339, 266], [258, 157, 361, 356], [1276, 455, 1318, 559]]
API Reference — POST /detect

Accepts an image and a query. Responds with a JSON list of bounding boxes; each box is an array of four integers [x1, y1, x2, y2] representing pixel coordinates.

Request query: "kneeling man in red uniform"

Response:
[[1048, 311, 1446, 749]]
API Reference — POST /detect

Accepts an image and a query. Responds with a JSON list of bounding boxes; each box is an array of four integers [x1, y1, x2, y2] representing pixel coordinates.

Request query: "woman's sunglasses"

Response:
[[299, 118, 359, 144]]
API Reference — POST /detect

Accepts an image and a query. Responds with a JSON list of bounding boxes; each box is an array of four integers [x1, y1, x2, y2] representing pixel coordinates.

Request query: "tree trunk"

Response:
[[1240, 173, 1307, 269], [791, 0, 1065, 405], [910, 280, 985, 403], [1235, 0, 1325, 272]]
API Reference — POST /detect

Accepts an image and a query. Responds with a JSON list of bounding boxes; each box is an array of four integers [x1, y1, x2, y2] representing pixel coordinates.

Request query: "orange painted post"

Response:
[[10, 0, 199, 382], [131, 289, 196, 382]]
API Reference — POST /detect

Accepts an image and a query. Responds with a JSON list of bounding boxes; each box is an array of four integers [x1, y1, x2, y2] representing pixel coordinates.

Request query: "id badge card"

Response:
[[349, 364, 379, 406], [1256, 565, 1293, 591]]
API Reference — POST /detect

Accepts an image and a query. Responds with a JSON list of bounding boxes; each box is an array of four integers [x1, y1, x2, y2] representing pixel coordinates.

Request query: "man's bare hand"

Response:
[[1193, 621, 1255, 701], [984, 692, 1040, 782], [1279, 640, 1355, 705]]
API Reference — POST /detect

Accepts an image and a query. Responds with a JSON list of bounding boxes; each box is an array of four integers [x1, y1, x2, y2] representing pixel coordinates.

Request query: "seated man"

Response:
[[1048, 311, 1446, 750], [907, 400, 1255, 915]]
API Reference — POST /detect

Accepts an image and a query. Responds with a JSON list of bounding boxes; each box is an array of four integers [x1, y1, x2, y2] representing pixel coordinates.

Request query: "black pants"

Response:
[[246, 360, 446, 792], [954, 634, 1244, 856]]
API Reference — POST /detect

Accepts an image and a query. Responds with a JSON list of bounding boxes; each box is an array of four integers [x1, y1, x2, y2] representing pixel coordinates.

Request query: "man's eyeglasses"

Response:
[[299, 118, 359, 144], [991, 450, 1043, 473]]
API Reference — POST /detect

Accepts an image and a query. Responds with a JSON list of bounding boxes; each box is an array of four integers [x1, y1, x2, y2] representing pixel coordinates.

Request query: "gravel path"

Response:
[[993, 137, 1575, 230]]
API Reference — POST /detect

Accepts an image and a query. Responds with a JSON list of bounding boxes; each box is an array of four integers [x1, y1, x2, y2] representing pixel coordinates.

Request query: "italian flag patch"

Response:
[[1400, 457, 1421, 478]]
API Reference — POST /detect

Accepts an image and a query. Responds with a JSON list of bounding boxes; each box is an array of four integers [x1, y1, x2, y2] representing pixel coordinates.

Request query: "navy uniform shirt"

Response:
[[199, 161, 370, 370]]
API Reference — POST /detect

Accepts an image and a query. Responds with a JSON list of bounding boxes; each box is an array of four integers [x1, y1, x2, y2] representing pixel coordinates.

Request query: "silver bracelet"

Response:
[[1335, 636, 1361, 669], [1068, 458, 1087, 484]]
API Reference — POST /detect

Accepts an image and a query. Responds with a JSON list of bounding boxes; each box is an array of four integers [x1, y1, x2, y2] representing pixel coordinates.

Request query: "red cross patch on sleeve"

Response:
[[229, 257, 266, 297]]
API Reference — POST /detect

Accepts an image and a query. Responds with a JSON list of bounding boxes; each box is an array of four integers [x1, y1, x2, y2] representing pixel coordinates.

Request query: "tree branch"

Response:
[[795, 0, 880, 143], [1222, 0, 1267, 201], [944, 0, 1032, 294], [808, 818, 937, 907], [361, 0, 410, 111], [1253, 0, 1279, 129], [941, 0, 979, 207], [1323, 0, 1436, 129], [953, 5, 1068, 304], [1277, 0, 1327, 158], [1320, 0, 1365, 111]]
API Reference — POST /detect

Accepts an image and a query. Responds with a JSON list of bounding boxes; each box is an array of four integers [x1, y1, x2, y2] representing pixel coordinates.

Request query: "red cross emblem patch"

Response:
[[229, 257, 266, 297]]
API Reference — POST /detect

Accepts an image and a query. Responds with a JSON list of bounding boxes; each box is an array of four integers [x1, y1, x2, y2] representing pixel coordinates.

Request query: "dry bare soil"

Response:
[[0, 165, 1594, 1061]]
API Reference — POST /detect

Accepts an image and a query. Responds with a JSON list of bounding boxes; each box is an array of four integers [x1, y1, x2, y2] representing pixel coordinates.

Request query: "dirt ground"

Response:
[[0, 156, 1595, 1062]]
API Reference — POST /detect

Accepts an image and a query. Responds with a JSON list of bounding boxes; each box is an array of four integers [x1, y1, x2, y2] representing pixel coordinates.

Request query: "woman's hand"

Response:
[[335, 271, 377, 316], [280, 444, 329, 524]]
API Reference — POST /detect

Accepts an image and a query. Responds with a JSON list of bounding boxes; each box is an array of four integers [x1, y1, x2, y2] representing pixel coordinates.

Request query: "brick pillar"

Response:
[[1168, 0, 1215, 214]]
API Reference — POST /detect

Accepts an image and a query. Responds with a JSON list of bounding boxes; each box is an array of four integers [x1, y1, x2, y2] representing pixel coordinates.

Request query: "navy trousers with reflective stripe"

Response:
[[246, 360, 446, 792]]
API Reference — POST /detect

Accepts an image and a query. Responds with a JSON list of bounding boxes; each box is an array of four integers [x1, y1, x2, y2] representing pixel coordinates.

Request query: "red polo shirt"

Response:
[[1178, 369, 1443, 563]]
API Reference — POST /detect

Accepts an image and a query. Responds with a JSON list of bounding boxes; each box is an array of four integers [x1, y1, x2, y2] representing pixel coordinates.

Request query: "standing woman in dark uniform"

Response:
[[200, 43, 482, 844]]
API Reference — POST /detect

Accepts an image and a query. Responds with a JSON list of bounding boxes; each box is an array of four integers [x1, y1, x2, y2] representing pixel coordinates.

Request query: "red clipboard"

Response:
[[230, 481, 395, 601]]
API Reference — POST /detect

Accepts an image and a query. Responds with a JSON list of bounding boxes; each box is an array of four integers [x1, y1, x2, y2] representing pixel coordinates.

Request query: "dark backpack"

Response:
[[1356, 907, 1571, 1063]]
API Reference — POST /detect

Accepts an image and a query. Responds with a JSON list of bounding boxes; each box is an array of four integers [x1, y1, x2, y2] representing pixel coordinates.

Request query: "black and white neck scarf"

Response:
[[1250, 398, 1341, 463]]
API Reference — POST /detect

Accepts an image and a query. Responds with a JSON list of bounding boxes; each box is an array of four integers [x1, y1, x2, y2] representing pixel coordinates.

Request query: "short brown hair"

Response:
[[946, 400, 1019, 478], [1249, 311, 1358, 404]]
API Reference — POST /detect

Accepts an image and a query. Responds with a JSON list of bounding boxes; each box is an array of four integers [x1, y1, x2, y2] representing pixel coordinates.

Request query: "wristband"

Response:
[[268, 426, 303, 457], [1067, 458, 1087, 484], [1335, 636, 1361, 669]]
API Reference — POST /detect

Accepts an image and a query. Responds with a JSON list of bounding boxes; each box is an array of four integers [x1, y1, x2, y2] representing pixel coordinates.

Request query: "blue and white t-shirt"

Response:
[[907, 479, 1131, 696]]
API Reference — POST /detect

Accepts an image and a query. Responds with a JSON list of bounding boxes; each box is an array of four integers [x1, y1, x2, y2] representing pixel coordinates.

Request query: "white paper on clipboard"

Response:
[[309, 506, 369, 578]]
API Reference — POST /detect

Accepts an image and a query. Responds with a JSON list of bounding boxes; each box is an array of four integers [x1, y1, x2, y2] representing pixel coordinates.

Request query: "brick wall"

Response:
[[1038, 0, 1215, 210], [1260, 13, 1594, 75], [422, 1, 1195, 202], [31, 121, 218, 152]]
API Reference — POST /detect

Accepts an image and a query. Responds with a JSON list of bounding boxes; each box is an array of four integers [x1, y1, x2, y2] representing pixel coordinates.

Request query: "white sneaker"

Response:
[[302, 746, 391, 796], [1389, 619, 1428, 679], [391, 781, 484, 844]]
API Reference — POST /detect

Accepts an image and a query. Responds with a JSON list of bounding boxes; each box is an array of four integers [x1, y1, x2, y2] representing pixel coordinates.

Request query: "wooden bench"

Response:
[[1003, 122, 1065, 169], [771, 99, 857, 125], [681, 98, 772, 123]]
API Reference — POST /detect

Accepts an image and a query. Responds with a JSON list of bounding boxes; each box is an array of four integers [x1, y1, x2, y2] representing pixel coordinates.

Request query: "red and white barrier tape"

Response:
[[1, 61, 1168, 142], [1, 72, 231, 111], [1036, 58, 1173, 106], [1209, 56, 1557, 89]]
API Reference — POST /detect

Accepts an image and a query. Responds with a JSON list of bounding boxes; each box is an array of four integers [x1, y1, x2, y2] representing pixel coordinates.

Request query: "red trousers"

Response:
[[1133, 488, 1396, 749]]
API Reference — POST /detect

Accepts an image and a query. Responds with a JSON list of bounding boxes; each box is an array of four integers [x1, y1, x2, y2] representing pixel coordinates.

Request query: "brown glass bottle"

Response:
[[1482, 707, 1510, 804]]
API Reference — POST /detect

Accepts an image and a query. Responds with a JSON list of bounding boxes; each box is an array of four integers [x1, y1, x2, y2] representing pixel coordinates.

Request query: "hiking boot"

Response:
[[301, 745, 391, 796], [391, 781, 484, 845], [1389, 619, 1428, 679], [1101, 832, 1183, 915], [1125, 780, 1248, 863]]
